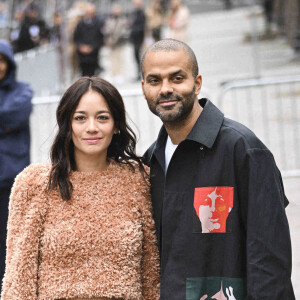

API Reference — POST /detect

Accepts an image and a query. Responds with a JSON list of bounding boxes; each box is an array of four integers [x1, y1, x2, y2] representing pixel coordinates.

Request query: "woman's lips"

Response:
[[83, 137, 101, 144]]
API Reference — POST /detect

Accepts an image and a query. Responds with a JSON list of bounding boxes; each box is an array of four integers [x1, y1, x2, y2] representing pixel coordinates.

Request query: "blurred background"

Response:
[[0, 0, 299, 296]]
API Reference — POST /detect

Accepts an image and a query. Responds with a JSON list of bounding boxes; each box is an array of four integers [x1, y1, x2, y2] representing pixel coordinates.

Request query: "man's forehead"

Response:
[[143, 49, 192, 73], [144, 48, 187, 61]]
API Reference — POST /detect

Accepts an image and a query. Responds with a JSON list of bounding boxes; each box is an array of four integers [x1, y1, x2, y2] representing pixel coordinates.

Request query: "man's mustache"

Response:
[[156, 93, 182, 104]]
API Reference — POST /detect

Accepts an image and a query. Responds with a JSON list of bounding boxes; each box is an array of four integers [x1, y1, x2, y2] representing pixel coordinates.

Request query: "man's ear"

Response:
[[141, 80, 147, 99], [195, 74, 202, 95]]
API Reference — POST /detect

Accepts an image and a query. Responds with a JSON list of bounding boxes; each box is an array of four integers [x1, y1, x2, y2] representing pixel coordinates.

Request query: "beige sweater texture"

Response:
[[1, 162, 160, 300]]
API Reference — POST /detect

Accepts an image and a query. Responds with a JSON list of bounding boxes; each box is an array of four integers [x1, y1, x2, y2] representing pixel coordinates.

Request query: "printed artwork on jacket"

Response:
[[186, 277, 245, 300], [193, 187, 233, 233]]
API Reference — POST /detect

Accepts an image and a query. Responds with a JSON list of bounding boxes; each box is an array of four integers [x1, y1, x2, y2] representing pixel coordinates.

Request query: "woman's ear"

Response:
[[114, 128, 119, 134]]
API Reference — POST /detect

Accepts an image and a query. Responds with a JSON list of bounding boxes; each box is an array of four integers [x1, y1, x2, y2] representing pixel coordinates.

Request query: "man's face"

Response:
[[0, 54, 8, 81], [142, 49, 202, 124]]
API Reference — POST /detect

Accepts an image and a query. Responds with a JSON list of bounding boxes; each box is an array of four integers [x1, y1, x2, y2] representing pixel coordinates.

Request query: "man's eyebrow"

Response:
[[170, 69, 188, 76], [145, 69, 188, 80], [145, 73, 160, 80]]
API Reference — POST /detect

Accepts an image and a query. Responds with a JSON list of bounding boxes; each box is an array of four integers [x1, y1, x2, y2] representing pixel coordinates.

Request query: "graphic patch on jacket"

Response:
[[186, 277, 245, 300], [193, 186, 233, 233]]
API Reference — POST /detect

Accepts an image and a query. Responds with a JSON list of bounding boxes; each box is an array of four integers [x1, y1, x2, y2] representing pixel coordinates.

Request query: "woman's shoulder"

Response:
[[113, 160, 148, 175], [114, 160, 150, 189], [15, 163, 51, 187], [10, 163, 51, 209]]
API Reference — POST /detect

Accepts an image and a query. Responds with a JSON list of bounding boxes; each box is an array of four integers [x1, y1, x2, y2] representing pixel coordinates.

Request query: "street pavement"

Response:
[[17, 3, 300, 296]]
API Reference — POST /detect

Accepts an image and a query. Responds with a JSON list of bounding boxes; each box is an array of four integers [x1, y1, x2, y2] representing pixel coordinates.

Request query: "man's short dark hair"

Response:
[[141, 38, 199, 79]]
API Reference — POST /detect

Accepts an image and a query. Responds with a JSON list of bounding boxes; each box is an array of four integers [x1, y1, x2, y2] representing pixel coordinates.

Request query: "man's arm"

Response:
[[237, 147, 295, 299]]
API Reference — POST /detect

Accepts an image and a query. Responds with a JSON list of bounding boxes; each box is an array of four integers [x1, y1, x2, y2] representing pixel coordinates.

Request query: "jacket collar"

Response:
[[151, 98, 224, 162], [186, 98, 224, 148]]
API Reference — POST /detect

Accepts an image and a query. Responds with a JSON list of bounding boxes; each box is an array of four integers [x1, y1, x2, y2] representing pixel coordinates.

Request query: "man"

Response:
[[0, 39, 32, 290], [129, 0, 146, 81], [73, 3, 104, 77], [142, 39, 295, 299], [14, 3, 49, 53]]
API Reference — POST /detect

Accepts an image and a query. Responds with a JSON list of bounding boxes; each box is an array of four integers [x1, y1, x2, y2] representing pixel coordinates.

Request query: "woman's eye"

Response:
[[98, 115, 109, 121], [74, 115, 85, 121]]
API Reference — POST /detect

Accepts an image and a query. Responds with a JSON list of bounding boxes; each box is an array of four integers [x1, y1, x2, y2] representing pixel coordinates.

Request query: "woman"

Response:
[[1, 77, 160, 300], [104, 4, 128, 84], [145, 0, 164, 42], [166, 0, 190, 42]]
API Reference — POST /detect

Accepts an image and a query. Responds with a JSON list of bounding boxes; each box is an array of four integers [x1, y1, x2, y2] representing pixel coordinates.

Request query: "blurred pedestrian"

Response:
[[1, 77, 160, 300], [223, 0, 232, 10], [73, 3, 104, 77], [0, 2, 8, 27], [129, 0, 146, 80], [104, 4, 128, 84], [146, 0, 164, 42], [9, 9, 25, 53], [14, 3, 49, 53], [49, 12, 62, 45], [161, 0, 171, 13], [263, 0, 274, 35], [66, 1, 86, 80], [166, 0, 190, 42], [0, 39, 33, 292]]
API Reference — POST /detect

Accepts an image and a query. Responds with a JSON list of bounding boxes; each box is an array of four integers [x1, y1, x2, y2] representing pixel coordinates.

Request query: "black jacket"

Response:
[[129, 9, 145, 44], [15, 17, 49, 52], [73, 16, 104, 64], [144, 99, 294, 300]]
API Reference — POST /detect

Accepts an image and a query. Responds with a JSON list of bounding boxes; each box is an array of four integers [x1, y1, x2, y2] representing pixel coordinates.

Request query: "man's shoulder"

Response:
[[220, 117, 267, 151]]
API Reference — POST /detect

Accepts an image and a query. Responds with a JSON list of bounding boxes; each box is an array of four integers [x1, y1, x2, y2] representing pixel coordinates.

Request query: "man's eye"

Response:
[[149, 79, 159, 84], [174, 76, 183, 82]]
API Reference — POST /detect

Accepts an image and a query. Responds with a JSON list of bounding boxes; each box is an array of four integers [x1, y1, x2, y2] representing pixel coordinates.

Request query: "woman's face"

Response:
[[71, 90, 117, 162]]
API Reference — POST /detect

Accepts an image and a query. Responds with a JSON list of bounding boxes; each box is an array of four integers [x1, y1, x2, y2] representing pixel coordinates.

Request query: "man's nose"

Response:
[[160, 80, 174, 96]]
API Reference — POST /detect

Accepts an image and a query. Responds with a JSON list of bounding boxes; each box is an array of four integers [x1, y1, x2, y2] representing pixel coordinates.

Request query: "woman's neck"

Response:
[[74, 153, 109, 172]]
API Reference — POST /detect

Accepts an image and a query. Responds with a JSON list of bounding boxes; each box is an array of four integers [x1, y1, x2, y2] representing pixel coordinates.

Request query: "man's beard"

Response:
[[150, 86, 196, 123]]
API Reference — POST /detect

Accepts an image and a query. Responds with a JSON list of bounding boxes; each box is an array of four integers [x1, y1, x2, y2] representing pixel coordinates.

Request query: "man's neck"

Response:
[[164, 101, 203, 145]]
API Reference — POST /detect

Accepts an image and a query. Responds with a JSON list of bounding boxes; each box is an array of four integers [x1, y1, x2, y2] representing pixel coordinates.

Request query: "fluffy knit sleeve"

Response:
[[1, 164, 49, 300], [136, 166, 160, 300]]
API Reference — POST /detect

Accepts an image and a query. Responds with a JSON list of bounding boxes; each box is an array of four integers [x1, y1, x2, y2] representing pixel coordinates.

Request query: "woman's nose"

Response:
[[86, 119, 98, 132]]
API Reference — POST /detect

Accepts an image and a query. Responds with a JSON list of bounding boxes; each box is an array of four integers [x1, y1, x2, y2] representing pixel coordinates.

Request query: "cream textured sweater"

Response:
[[1, 162, 160, 300]]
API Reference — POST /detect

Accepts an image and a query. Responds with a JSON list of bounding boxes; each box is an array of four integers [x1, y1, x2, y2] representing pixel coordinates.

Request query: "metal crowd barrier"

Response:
[[15, 44, 63, 97], [217, 75, 300, 178]]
